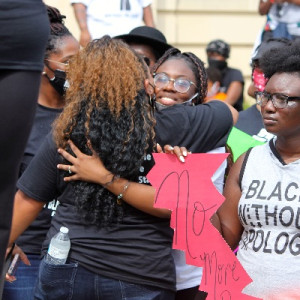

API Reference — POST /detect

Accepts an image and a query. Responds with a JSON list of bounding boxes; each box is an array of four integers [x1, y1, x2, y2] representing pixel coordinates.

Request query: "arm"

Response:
[[143, 5, 155, 27], [204, 100, 238, 124], [224, 81, 243, 107], [211, 153, 245, 249], [72, 3, 91, 47], [247, 81, 256, 99], [8, 190, 45, 247], [258, 0, 273, 15], [5, 191, 44, 282], [221, 101, 239, 125], [57, 141, 188, 218]]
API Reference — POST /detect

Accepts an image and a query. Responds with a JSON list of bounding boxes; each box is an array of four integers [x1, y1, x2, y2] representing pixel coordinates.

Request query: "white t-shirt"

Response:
[[238, 140, 300, 299], [268, 3, 300, 36], [173, 147, 227, 290], [71, 0, 152, 39]]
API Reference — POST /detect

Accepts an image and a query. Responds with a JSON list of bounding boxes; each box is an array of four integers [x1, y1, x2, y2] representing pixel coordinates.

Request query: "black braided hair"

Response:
[[152, 47, 208, 105], [45, 5, 73, 58]]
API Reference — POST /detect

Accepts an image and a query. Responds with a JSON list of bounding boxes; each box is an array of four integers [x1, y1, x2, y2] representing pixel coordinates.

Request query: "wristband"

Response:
[[103, 174, 119, 188]]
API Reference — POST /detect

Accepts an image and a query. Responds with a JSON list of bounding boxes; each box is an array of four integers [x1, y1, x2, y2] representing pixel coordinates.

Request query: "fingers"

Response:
[[57, 163, 73, 173], [68, 140, 80, 156], [18, 251, 30, 266], [5, 273, 16, 283], [5, 245, 30, 282], [87, 140, 97, 156], [162, 145, 190, 163], [57, 147, 77, 165], [163, 145, 174, 153], [157, 143, 163, 153], [62, 174, 80, 182], [173, 146, 186, 163], [56, 164, 80, 182]]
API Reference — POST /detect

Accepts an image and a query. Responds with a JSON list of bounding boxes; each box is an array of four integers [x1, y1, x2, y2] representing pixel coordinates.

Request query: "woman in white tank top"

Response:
[[212, 40, 300, 300]]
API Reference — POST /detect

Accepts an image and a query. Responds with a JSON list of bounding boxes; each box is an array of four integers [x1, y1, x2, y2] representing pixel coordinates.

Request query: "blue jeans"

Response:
[[3, 254, 41, 300], [34, 258, 175, 300]]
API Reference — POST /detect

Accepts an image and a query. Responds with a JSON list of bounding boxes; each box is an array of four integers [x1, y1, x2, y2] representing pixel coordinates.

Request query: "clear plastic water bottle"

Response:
[[45, 226, 71, 265]]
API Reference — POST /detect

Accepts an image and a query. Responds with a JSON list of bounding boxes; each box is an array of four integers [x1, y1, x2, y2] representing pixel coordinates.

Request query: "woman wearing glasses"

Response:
[[153, 48, 237, 153], [152, 48, 238, 300], [212, 40, 300, 299]]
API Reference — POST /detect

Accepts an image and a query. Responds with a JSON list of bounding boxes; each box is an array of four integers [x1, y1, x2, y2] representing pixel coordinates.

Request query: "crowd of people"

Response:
[[1, 1, 300, 300]]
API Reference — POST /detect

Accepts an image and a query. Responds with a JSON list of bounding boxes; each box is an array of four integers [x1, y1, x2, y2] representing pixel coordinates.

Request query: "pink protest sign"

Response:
[[147, 153, 261, 300]]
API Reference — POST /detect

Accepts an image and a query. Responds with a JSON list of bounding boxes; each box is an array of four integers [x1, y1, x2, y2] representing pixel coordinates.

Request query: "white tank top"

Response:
[[238, 139, 300, 299]]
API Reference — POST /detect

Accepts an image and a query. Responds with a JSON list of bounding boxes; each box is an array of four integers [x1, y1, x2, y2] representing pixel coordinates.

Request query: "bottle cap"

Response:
[[60, 226, 69, 234]]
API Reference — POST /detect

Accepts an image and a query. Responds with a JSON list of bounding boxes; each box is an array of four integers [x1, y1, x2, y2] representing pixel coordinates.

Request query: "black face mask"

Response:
[[45, 63, 68, 96], [208, 58, 227, 71], [49, 69, 68, 96]]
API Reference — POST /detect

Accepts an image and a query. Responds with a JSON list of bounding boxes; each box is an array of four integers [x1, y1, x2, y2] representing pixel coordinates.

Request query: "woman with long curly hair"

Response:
[[54, 47, 238, 300], [6, 36, 178, 300]]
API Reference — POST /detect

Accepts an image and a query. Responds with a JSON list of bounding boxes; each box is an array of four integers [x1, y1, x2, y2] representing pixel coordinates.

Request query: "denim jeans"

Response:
[[34, 257, 175, 300], [3, 254, 41, 300]]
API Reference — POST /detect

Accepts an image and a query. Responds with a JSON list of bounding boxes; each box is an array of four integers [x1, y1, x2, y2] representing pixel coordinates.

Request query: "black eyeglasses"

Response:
[[153, 73, 196, 94], [254, 91, 300, 109]]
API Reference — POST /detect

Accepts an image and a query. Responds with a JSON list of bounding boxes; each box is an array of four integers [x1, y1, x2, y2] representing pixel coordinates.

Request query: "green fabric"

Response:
[[227, 127, 265, 162]]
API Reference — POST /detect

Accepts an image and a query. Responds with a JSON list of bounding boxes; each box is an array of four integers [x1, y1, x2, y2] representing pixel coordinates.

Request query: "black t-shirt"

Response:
[[17, 100, 232, 290], [17, 134, 176, 291], [155, 100, 233, 152], [17, 104, 62, 254], [221, 67, 244, 112], [235, 104, 263, 136]]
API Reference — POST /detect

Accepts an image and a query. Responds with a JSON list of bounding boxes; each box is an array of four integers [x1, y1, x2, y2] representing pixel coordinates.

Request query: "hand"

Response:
[[5, 244, 30, 283], [57, 140, 112, 185], [157, 143, 190, 162]]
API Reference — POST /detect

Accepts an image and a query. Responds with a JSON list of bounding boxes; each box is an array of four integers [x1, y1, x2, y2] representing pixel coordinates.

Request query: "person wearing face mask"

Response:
[[204, 67, 227, 102], [2, 6, 79, 300], [152, 48, 237, 151], [226, 38, 290, 165], [206, 39, 244, 111], [43, 64, 69, 97]]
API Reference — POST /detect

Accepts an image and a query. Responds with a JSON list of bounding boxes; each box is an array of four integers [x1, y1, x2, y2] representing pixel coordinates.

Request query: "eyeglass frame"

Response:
[[254, 91, 300, 109], [45, 59, 69, 67], [153, 72, 197, 94]]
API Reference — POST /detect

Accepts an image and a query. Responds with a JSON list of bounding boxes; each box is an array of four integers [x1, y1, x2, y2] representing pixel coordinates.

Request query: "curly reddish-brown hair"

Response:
[[53, 36, 155, 226]]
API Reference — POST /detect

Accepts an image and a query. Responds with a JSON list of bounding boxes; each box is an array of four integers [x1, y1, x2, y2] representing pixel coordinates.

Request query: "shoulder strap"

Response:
[[238, 147, 253, 189]]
